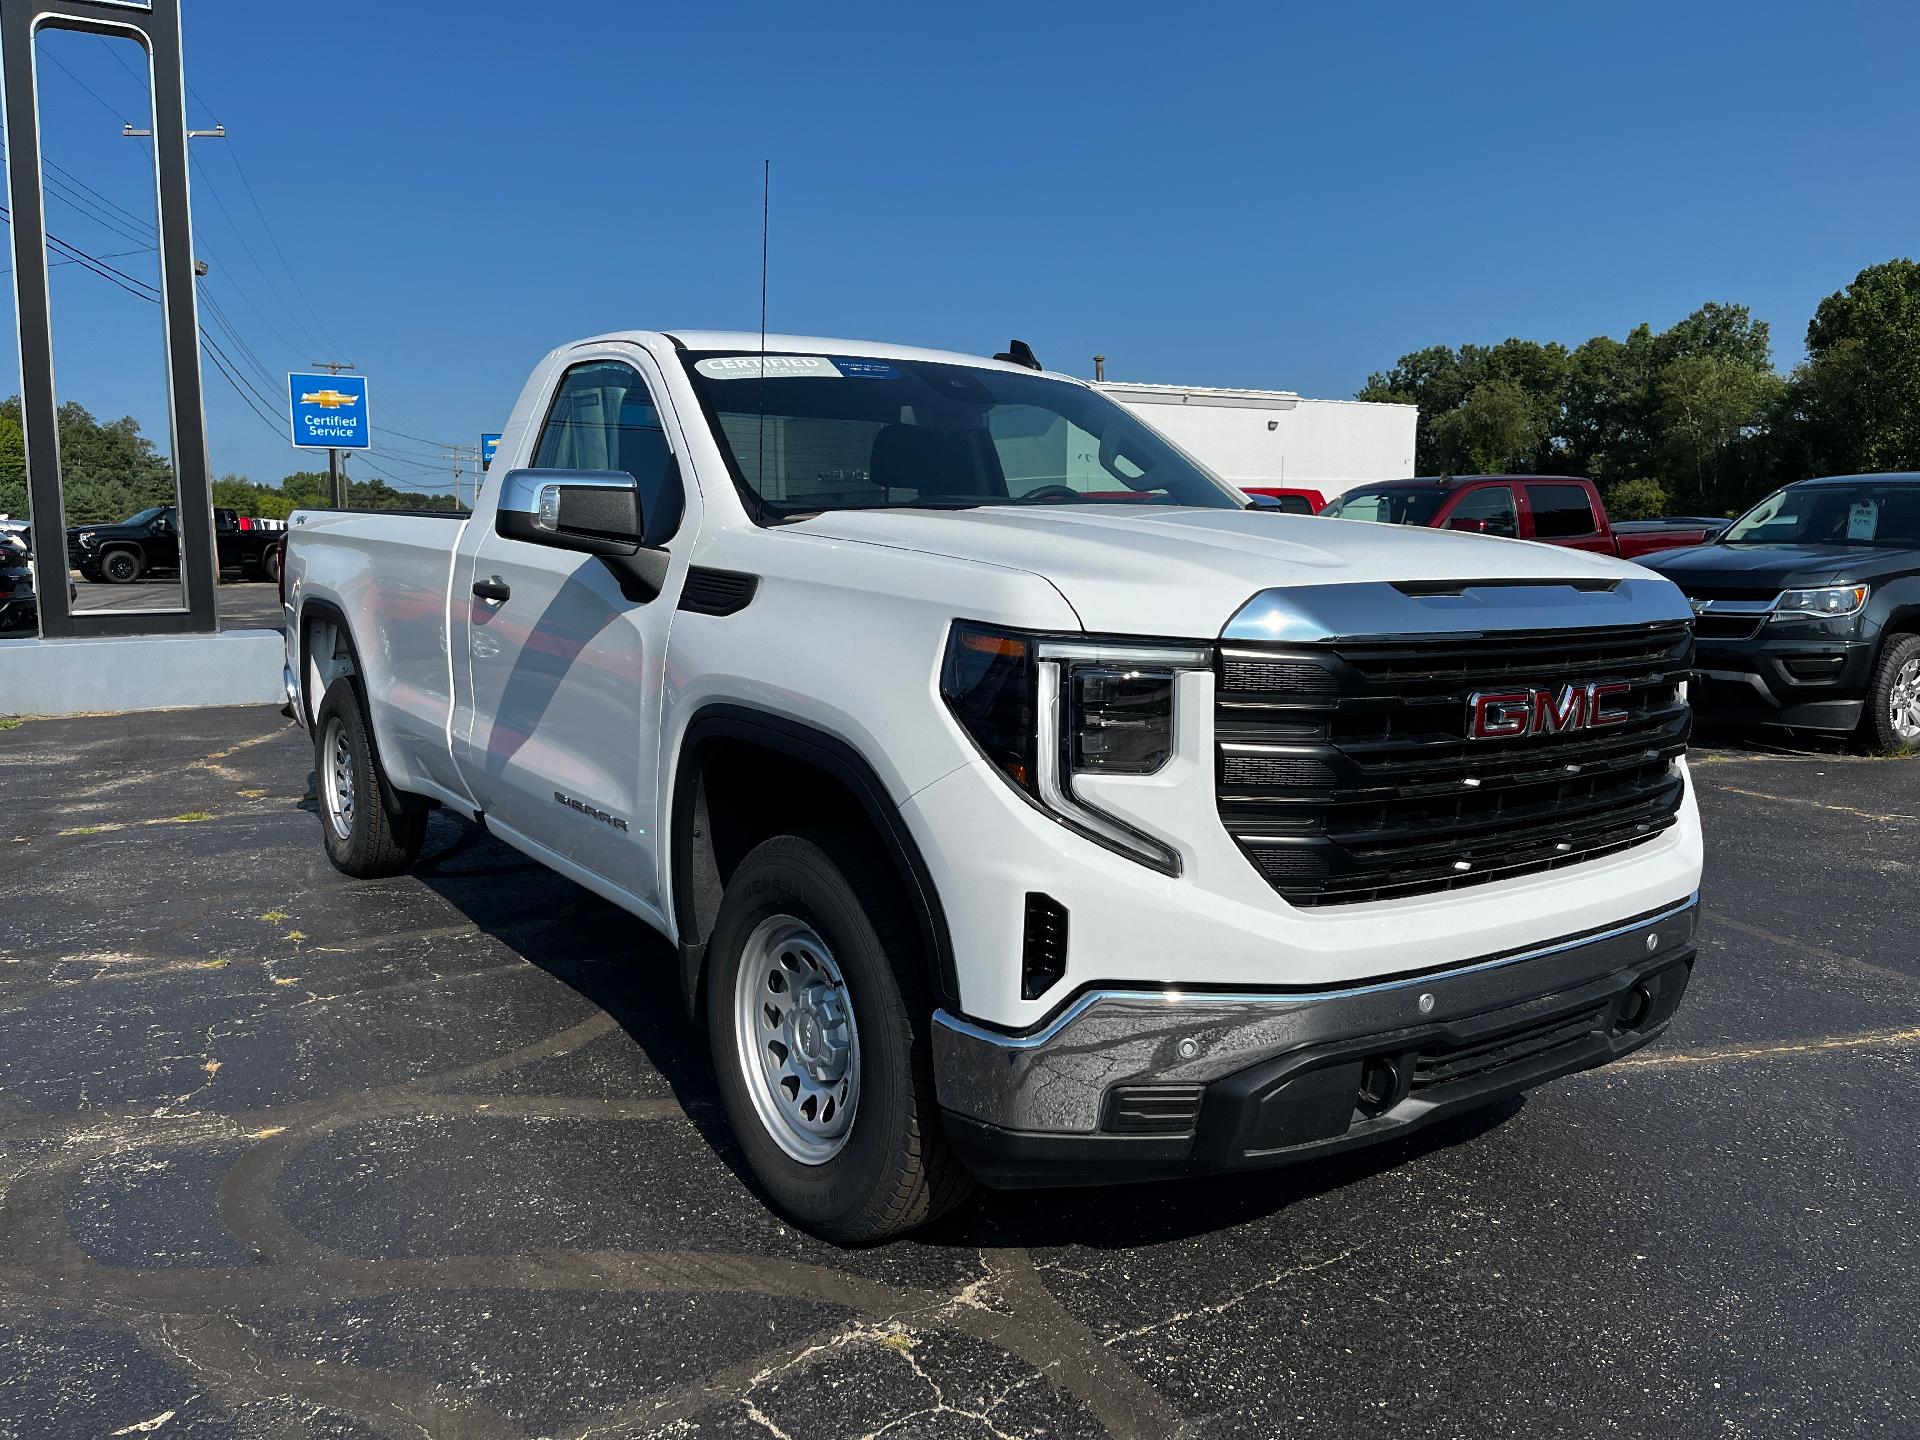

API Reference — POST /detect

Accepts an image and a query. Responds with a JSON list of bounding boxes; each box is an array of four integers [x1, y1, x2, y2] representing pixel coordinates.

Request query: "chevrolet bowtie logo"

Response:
[[301, 389, 360, 409]]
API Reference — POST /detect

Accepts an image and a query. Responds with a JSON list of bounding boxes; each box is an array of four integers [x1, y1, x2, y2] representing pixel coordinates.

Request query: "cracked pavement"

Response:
[[1, 708, 1917, 1438]]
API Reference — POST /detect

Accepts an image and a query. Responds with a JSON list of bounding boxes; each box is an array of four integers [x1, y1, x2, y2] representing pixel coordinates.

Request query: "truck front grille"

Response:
[[1215, 621, 1693, 906]]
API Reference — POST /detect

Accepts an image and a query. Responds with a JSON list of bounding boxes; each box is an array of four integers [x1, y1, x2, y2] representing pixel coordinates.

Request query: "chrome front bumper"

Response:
[[933, 894, 1700, 1183]]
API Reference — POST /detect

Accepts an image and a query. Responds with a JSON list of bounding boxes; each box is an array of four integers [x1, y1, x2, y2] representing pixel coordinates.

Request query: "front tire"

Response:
[[706, 830, 972, 1243], [314, 678, 426, 878], [1864, 633, 1920, 753], [100, 549, 141, 584]]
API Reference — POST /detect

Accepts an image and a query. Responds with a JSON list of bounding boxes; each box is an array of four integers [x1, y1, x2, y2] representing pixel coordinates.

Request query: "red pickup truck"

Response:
[[1320, 475, 1718, 559]]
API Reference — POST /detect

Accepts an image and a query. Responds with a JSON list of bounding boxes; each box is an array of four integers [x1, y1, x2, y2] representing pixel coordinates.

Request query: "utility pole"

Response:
[[311, 361, 356, 507]]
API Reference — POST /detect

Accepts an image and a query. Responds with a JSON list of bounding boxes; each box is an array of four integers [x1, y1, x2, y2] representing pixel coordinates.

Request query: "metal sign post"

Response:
[[2, 0, 217, 637]]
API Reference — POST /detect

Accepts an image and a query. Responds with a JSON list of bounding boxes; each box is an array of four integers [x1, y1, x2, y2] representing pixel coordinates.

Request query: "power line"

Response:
[[16, 56, 472, 478], [221, 144, 347, 361], [38, 48, 133, 127]]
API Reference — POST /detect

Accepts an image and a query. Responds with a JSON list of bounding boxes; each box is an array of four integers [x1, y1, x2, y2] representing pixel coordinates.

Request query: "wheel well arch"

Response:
[[1879, 601, 1920, 641], [297, 597, 423, 817], [669, 704, 959, 1017], [296, 596, 361, 729]]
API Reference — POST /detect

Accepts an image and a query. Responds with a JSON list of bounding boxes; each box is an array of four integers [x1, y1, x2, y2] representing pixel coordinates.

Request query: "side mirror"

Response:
[[152, 517, 173, 535], [1446, 516, 1491, 534], [496, 468, 667, 601]]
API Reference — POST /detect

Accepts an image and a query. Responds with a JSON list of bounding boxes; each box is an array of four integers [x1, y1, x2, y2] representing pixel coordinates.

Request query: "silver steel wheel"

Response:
[[1891, 657, 1920, 741], [732, 914, 860, 1166], [321, 715, 356, 841]]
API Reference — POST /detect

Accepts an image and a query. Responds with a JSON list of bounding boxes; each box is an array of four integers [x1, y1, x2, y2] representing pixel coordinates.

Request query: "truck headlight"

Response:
[[76, 531, 96, 547], [940, 623, 1209, 874], [1772, 585, 1868, 619]]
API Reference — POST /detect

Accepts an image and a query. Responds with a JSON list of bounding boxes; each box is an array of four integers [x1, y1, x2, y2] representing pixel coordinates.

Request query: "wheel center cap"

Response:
[[786, 984, 848, 1082]]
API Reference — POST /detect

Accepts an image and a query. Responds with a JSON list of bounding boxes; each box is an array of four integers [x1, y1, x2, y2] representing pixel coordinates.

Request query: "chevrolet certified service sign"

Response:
[[289, 373, 371, 450]]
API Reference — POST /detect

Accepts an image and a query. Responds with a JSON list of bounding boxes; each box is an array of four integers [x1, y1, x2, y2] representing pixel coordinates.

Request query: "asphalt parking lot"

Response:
[[1, 709, 1915, 1439], [66, 579, 284, 632]]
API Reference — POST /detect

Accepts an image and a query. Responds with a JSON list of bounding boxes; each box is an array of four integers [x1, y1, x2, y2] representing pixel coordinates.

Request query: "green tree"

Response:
[[1430, 379, 1548, 474], [1655, 356, 1784, 510], [1793, 258, 1920, 473], [1360, 339, 1569, 473], [1602, 477, 1670, 521], [0, 414, 25, 521], [0, 395, 177, 526]]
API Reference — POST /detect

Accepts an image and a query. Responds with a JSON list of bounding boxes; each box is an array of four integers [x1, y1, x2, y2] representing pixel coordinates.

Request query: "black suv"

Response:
[[1643, 473, 1920, 750], [66, 505, 283, 585]]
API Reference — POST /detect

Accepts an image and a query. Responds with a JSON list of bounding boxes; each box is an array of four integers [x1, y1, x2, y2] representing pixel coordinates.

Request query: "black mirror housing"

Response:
[[496, 469, 645, 554], [494, 468, 668, 602]]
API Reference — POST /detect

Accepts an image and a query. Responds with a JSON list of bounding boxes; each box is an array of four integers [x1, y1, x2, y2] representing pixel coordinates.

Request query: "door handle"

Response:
[[472, 576, 511, 603]]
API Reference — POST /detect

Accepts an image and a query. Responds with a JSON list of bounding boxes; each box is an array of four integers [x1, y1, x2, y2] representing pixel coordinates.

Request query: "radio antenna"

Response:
[[758, 159, 769, 499]]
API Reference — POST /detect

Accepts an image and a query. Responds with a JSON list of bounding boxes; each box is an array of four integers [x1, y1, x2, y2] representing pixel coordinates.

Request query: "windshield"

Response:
[[680, 352, 1243, 518], [1320, 486, 1446, 526], [114, 506, 167, 528], [1721, 484, 1920, 547]]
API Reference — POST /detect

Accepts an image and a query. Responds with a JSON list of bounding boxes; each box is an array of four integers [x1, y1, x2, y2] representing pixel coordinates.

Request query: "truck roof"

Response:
[[1792, 472, 1920, 487], [1356, 475, 1600, 489], [573, 330, 1065, 380]]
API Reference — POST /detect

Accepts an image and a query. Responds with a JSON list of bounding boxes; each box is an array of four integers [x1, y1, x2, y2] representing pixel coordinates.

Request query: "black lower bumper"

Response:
[[1690, 636, 1874, 732], [943, 948, 1694, 1189]]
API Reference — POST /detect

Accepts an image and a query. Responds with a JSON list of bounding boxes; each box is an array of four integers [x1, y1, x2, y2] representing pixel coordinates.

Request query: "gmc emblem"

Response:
[[1467, 682, 1632, 740]]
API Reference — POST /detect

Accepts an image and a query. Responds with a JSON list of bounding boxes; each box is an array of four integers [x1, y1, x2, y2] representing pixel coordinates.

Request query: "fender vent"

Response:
[[679, 568, 759, 616], [1021, 892, 1068, 1000]]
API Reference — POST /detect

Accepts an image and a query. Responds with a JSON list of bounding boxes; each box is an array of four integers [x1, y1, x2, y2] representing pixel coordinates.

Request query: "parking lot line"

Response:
[[1709, 784, 1919, 822], [1612, 1024, 1920, 1070]]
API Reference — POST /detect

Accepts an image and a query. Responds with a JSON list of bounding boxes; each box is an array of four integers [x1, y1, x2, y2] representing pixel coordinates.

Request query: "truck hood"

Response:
[[1642, 541, 1911, 591], [796, 506, 1645, 636]]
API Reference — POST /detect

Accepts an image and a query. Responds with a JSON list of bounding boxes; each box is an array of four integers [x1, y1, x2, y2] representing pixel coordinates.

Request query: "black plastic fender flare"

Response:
[[668, 703, 960, 1015]]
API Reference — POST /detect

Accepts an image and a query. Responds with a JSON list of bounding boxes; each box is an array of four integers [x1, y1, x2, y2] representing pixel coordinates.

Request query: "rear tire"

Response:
[[1863, 633, 1920, 754], [262, 546, 283, 585], [314, 678, 426, 878], [100, 549, 141, 584], [705, 829, 972, 1243]]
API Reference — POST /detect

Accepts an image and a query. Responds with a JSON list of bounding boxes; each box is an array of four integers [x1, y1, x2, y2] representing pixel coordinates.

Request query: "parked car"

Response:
[[1322, 475, 1717, 559], [1643, 473, 1920, 750], [0, 530, 35, 634], [1242, 485, 1326, 514], [67, 505, 284, 585], [282, 330, 1702, 1242]]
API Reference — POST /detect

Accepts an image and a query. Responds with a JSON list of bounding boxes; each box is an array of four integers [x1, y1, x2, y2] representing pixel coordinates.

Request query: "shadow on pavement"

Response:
[[369, 796, 1529, 1251]]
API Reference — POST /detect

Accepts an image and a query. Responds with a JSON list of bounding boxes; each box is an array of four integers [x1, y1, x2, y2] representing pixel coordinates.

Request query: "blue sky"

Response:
[[4, 0, 1918, 498]]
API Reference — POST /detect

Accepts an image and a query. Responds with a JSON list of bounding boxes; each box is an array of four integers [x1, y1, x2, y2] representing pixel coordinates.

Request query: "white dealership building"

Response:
[[1097, 381, 1417, 500]]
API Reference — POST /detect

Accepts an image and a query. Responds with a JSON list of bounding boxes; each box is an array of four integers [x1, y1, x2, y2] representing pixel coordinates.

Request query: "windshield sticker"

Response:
[[694, 355, 839, 381], [1848, 500, 1880, 541], [832, 358, 902, 380]]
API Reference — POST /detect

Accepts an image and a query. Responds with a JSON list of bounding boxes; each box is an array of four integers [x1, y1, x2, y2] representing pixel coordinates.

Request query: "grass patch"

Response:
[[168, 812, 215, 823], [57, 825, 114, 837], [260, 909, 290, 923], [0, 716, 22, 731]]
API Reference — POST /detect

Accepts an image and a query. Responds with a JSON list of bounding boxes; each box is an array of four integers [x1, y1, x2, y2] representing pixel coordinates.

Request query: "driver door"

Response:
[[449, 350, 689, 915]]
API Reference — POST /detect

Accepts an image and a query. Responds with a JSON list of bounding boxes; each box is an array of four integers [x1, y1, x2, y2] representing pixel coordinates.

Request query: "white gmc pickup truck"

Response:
[[281, 331, 1702, 1241]]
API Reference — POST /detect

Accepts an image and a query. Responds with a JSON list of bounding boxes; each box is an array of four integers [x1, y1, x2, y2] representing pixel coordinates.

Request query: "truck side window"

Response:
[[533, 360, 682, 541], [1526, 483, 1598, 538], [1448, 485, 1518, 538]]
